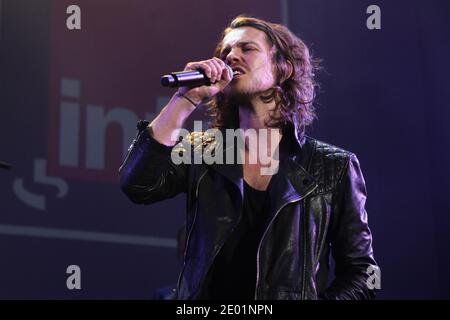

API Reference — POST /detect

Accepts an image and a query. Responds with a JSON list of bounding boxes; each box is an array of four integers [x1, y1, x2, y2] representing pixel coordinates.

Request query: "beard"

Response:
[[225, 91, 277, 116], [225, 90, 252, 105], [224, 81, 274, 106]]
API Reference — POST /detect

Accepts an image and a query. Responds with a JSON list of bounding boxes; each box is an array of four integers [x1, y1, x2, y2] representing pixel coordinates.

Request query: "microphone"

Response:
[[161, 65, 233, 88]]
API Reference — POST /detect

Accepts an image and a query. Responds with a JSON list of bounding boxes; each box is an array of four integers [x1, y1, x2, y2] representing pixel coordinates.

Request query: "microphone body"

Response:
[[161, 65, 233, 88]]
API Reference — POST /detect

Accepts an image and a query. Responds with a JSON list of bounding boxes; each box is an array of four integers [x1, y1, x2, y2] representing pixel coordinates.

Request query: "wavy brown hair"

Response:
[[206, 16, 320, 139]]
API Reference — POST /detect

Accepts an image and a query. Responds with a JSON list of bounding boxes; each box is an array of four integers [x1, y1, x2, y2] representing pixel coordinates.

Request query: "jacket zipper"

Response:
[[301, 200, 307, 299], [176, 169, 208, 298], [118, 129, 143, 173], [254, 184, 318, 300]]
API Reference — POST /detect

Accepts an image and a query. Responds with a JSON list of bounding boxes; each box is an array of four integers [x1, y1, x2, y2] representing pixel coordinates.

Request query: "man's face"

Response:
[[220, 27, 276, 97]]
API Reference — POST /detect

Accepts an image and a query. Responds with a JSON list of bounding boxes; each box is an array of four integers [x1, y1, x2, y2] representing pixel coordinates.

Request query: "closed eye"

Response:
[[220, 49, 230, 59]]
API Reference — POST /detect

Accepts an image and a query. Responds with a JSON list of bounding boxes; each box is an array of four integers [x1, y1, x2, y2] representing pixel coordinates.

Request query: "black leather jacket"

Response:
[[119, 121, 378, 300]]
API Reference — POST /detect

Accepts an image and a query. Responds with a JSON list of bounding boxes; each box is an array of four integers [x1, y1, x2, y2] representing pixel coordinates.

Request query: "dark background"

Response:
[[1, 0, 449, 299]]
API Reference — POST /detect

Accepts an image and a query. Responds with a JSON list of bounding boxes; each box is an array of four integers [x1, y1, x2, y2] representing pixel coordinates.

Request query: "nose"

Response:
[[225, 48, 242, 65]]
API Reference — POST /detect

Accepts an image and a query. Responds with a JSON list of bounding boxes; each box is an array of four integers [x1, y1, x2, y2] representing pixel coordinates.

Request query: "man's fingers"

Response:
[[184, 58, 231, 92], [186, 62, 212, 79], [209, 59, 223, 83], [213, 57, 227, 72], [216, 58, 233, 83], [222, 65, 232, 82], [213, 57, 231, 82]]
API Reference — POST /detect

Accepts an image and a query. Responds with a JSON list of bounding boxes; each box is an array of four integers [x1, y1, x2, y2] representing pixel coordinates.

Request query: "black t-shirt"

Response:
[[202, 180, 269, 300]]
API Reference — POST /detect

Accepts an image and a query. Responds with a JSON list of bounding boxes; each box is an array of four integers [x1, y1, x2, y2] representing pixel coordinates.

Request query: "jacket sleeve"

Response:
[[119, 121, 188, 205], [322, 154, 379, 300]]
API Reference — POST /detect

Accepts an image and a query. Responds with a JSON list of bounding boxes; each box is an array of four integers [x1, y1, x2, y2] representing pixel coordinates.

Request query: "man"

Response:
[[119, 16, 378, 300]]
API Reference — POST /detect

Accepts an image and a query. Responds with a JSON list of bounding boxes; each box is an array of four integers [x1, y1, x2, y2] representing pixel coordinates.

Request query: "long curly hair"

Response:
[[205, 16, 320, 139]]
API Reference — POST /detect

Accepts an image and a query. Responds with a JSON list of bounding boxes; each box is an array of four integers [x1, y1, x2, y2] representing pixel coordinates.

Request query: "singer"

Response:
[[119, 16, 378, 300]]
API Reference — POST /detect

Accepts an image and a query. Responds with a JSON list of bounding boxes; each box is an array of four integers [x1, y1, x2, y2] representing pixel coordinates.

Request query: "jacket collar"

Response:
[[206, 125, 318, 209]]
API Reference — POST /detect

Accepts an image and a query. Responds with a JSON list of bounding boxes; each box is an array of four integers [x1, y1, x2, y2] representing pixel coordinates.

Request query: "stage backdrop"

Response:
[[1, 0, 449, 298]]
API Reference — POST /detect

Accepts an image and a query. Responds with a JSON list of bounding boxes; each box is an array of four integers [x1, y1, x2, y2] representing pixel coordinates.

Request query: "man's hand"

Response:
[[177, 57, 233, 104]]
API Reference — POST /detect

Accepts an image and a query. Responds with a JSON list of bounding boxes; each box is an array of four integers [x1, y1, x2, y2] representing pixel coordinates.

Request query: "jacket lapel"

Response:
[[266, 156, 318, 224], [202, 127, 318, 219], [205, 127, 244, 198]]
